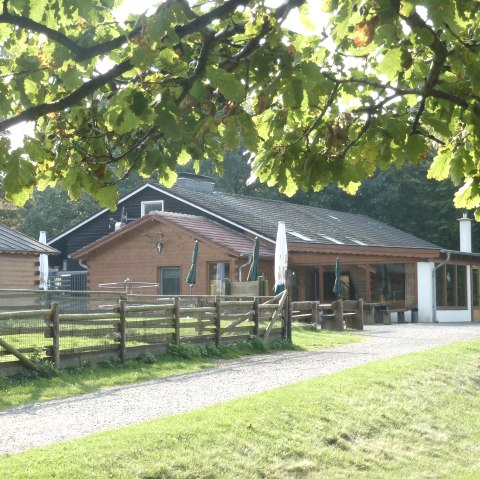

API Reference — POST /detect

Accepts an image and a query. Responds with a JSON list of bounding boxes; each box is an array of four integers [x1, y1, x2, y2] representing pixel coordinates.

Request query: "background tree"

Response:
[[0, 182, 19, 228], [16, 173, 146, 239], [0, 0, 477, 219]]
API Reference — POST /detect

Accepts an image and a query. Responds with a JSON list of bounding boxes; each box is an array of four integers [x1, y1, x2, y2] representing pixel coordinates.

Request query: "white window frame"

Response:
[[141, 200, 164, 216]]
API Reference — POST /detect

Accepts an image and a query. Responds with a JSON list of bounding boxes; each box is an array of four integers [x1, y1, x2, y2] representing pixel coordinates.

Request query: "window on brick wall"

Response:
[[159, 267, 180, 295], [208, 262, 230, 295]]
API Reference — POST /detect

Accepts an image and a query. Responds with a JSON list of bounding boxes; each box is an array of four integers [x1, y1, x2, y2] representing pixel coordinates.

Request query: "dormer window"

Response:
[[141, 200, 164, 216]]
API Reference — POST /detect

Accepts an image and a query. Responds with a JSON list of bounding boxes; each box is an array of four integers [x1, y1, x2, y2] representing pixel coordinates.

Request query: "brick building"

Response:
[[50, 176, 480, 323]]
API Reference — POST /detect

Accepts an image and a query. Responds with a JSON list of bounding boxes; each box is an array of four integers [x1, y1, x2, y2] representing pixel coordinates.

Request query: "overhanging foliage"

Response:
[[0, 0, 478, 215]]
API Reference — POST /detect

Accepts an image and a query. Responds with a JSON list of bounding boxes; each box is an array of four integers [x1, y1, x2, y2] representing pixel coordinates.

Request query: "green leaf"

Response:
[[454, 178, 480, 209], [422, 115, 453, 138], [131, 45, 154, 70], [94, 186, 118, 209], [158, 168, 178, 188], [105, 106, 143, 134], [466, 59, 480, 96], [300, 62, 323, 85], [404, 135, 428, 163], [155, 107, 180, 140], [131, 91, 149, 116], [400, 1, 415, 16], [340, 181, 361, 195], [283, 77, 303, 108], [61, 67, 83, 91], [206, 66, 245, 104], [222, 117, 240, 151], [3, 150, 35, 206], [377, 49, 403, 82], [428, 149, 452, 181], [238, 113, 258, 152], [177, 149, 191, 165], [156, 48, 179, 68]]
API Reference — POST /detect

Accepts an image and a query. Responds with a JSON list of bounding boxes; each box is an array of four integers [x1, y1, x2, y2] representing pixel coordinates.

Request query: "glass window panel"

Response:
[[209, 263, 230, 295], [473, 268, 480, 307], [446, 264, 456, 306], [141, 200, 164, 216], [369, 264, 405, 302], [208, 263, 230, 281], [436, 265, 445, 307], [457, 265, 466, 307], [160, 267, 180, 295]]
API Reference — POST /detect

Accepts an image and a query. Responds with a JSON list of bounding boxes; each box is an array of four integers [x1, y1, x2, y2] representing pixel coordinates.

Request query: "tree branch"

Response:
[[394, 4, 448, 93], [0, 0, 309, 133], [336, 116, 371, 160], [325, 74, 470, 109], [0, 12, 87, 58], [0, 60, 132, 131]]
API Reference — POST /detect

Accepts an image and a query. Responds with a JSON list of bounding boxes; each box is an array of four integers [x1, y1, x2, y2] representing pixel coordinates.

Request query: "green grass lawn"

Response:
[[0, 324, 361, 410], [1, 339, 480, 478]]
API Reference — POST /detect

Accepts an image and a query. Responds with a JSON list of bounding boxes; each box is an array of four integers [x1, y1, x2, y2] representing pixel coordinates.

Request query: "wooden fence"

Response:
[[291, 299, 364, 331], [0, 292, 289, 376]]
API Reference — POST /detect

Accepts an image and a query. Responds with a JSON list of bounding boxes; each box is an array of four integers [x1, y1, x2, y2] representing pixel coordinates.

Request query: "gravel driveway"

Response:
[[2, 323, 480, 456]]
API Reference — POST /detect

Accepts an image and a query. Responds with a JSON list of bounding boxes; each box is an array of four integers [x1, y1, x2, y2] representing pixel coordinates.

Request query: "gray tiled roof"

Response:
[[0, 224, 59, 254], [168, 183, 440, 250]]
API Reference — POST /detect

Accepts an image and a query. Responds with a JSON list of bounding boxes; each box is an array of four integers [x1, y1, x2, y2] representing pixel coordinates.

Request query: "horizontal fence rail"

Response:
[[0, 291, 288, 376]]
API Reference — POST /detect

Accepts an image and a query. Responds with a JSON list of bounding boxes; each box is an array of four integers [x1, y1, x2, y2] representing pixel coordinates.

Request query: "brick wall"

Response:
[[0, 253, 39, 289], [0, 253, 40, 307]]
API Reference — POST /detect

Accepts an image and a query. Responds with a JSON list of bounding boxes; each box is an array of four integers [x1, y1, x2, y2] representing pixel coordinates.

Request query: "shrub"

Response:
[[167, 342, 202, 360], [138, 352, 156, 364], [103, 356, 123, 369]]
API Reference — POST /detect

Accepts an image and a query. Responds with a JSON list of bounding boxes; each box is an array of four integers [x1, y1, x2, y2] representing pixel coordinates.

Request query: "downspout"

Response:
[[79, 260, 88, 270], [238, 254, 252, 281], [432, 250, 451, 323]]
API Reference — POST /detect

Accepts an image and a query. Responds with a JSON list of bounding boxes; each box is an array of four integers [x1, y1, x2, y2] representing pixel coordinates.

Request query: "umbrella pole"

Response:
[[189, 284, 193, 295]]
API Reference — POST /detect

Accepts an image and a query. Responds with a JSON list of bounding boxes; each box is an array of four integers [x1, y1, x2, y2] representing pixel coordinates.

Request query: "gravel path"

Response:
[[2, 323, 480, 456]]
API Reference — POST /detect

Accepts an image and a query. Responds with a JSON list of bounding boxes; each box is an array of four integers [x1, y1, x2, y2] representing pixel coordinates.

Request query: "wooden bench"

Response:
[[381, 309, 410, 325]]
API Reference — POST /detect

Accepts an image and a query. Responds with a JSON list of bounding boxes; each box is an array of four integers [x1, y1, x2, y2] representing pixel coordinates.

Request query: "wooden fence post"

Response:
[[281, 294, 290, 340], [287, 299, 293, 341], [312, 301, 320, 329], [253, 297, 259, 337], [0, 336, 43, 374], [215, 295, 221, 346], [118, 299, 126, 363], [333, 299, 345, 331], [354, 299, 364, 330], [174, 297, 180, 345], [51, 302, 60, 369]]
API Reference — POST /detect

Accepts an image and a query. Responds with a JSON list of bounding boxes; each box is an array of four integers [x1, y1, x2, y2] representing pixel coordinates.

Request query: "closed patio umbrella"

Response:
[[247, 237, 260, 281], [333, 257, 342, 299], [38, 231, 49, 290], [186, 240, 199, 294], [381, 264, 389, 300], [273, 221, 288, 294]]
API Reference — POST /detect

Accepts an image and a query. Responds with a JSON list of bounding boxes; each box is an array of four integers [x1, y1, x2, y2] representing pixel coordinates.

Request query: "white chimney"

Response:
[[458, 212, 472, 253]]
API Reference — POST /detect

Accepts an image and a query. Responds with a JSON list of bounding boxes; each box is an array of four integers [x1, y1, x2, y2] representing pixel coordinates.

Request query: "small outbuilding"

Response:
[[0, 224, 59, 303], [70, 212, 274, 296]]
